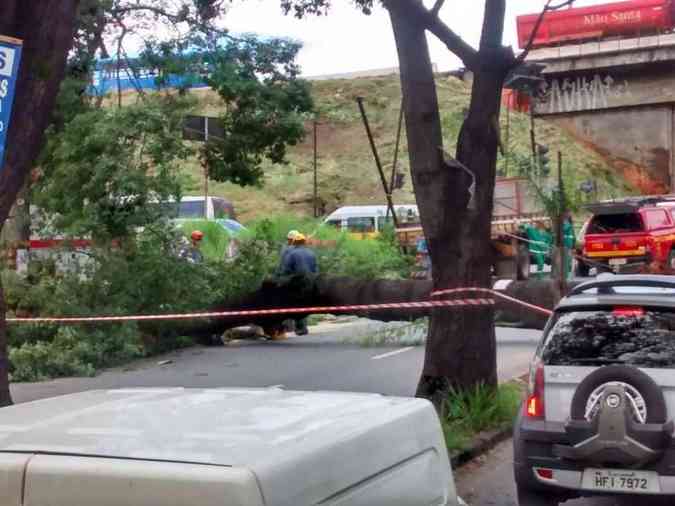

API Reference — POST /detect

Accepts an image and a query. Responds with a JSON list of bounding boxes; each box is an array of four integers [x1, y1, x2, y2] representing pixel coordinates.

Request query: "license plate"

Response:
[[609, 258, 628, 266], [582, 468, 659, 493]]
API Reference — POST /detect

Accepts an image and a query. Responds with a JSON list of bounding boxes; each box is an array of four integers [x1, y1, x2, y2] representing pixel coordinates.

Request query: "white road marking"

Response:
[[371, 347, 415, 360], [268, 384, 285, 388]]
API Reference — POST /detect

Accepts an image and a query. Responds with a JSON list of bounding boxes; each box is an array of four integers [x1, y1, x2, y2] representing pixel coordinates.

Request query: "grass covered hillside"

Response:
[[178, 74, 634, 221]]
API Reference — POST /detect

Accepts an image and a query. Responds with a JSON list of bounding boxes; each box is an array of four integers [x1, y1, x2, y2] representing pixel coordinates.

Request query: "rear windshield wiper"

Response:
[[571, 358, 626, 365]]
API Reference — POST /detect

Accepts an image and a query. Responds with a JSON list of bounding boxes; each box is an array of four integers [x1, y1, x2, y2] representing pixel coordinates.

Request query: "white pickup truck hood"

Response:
[[0, 388, 454, 506]]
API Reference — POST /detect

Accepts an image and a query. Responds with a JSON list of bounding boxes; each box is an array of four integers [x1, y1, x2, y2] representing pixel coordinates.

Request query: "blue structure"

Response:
[[88, 57, 209, 96], [0, 35, 22, 172]]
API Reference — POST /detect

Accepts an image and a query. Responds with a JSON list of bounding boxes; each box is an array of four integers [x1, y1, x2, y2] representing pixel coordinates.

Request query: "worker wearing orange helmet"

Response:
[[280, 232, 318, 336], [179, 229, 205, 264]]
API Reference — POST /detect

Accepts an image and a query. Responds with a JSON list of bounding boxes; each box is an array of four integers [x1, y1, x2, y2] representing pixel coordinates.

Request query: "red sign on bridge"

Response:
[[517, 0, 675, 49]]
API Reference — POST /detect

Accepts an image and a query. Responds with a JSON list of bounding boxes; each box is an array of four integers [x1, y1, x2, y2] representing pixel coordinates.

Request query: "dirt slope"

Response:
[[181, 74, 634, 221]]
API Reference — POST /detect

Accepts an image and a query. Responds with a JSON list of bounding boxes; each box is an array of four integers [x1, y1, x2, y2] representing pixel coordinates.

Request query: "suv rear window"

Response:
[[542, 309, 675, 368], [644, 209, 671, 230], [587, 213, 643, 234]]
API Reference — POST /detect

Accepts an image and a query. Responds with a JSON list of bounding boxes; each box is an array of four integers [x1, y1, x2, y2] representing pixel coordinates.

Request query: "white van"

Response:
[[324, 205, 419, 239], [159, 196, 236, 221], [0, 388, 460, 506]]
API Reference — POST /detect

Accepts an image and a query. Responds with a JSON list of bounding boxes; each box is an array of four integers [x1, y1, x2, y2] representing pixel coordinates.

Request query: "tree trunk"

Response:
[[146, 276, 556, 341], [387, 0, 510, 404], [0, 275, 9, 407], [166, 276, 435, 340], [0, 0, 79, 407]]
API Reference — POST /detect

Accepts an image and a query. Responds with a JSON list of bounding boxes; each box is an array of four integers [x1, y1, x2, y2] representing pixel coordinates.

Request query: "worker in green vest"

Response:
[[562, 212, 576, 279], [523, 221, 551, 279]]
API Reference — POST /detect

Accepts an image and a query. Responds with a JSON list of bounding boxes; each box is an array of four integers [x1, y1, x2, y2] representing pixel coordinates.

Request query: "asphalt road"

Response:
[[456, 439, 672, 506], [10, 319, 541, 404]]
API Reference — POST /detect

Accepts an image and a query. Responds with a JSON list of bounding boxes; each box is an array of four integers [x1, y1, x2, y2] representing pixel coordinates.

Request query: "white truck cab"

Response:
[[0, 388, 458, 506]]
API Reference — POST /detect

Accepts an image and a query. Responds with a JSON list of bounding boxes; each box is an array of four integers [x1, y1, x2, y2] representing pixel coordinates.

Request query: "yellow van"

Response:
[[323, 205, 419, 240]]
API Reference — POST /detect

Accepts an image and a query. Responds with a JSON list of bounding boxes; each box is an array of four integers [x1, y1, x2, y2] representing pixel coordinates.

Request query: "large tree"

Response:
[[286, 0, 570, 403], [0, 0, 80, 407], [0, 0, 315, 405]]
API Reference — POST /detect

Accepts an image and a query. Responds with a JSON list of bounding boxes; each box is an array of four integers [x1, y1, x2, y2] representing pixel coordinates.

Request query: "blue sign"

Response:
[[0, 35, 23, 172]]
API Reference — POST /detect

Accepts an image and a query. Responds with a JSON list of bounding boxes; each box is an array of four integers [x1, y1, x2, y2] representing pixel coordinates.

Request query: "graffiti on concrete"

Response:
[[537, 74, 631, 114]]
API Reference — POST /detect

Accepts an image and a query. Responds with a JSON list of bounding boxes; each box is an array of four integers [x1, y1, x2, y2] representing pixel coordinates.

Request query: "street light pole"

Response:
[[204, 116, 209, 219], [313, 120, 318, 218], [557, 150, 567, 297]]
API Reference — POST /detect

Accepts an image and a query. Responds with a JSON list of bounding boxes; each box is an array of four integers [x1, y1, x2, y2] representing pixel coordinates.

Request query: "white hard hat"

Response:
[[287, 230, 300, 240]]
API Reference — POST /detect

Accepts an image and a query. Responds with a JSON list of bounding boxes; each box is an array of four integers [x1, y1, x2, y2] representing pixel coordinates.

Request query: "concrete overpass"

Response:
[[527, 33, 675, 193]]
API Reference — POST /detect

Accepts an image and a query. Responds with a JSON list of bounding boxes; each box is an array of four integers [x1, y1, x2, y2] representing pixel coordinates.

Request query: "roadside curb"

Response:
[[449, 425, 512, 469]]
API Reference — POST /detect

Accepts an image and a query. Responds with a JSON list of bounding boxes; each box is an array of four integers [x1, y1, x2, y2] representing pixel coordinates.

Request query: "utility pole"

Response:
[[313, 119, 318, 218], [529, 104, 537, 175], [203, 116, 209, 219], [356, 97, 399, 229], [557, 150, 567, 297], [388, 99, 405, 219], [504, 97, 511, 176]]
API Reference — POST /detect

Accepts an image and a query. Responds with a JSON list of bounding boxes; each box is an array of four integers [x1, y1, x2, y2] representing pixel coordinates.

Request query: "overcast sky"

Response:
[[222, 0, 607, 76]]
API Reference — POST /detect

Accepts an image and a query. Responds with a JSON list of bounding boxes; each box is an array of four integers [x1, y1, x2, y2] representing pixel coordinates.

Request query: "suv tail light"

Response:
[[526, 358, 545, 419]]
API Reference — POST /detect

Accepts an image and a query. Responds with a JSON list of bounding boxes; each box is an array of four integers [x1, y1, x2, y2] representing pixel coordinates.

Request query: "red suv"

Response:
[[577, 197, 675, 276]]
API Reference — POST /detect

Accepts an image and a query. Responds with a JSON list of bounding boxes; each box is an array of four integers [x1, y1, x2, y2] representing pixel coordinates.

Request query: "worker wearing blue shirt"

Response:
[[279, 233, 318, 335]]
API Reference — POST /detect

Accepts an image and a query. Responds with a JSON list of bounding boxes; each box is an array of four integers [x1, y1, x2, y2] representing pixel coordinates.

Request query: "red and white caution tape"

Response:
[[6, 298, 495, 325], [430, 287, 553, 317], [6, 285, 555, 325]]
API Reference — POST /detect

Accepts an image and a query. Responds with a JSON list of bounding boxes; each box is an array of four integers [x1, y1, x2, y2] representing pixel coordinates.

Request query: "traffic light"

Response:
[[536, 143, 550, 176]]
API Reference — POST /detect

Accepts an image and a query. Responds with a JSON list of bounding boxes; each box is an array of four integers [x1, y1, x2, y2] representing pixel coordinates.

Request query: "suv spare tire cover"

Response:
[[570, 365, 667, 424]]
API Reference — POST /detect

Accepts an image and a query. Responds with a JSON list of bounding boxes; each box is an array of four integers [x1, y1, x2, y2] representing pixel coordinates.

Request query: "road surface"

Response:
[[10, 319, 540, 404], [456, 439, 672, 506]]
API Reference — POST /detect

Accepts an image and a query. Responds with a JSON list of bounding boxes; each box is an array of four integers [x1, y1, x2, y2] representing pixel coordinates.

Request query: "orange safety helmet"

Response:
[[191, 230, 204, 242]]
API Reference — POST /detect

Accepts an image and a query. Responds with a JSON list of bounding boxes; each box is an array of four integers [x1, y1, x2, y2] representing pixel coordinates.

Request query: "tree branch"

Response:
[[430, 0, 445, 17], [111, 4, 186, 24], [479, 0, 506, 50], [515, 0, 575, 65], [384, 0, 478, 71]]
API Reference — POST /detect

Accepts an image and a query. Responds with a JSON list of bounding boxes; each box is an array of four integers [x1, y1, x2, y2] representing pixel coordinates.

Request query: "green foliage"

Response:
[[319, 235, 409, 279], [502, 150, 584, 218], [247, 215, 410, 279], [440, 382, 522, 452], [36, 96, 193, 240], [52, 76, 93, 126], [247, 215, 322, 245], [280, 0, 373, 17], [139, 35, 314, 187], [2, 229, 275, 381], [9, 325, 143, 382]]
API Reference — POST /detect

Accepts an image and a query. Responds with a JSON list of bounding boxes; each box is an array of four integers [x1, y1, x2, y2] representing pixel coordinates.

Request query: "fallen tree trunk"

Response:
[[163, 276, 433, 341], [162, 276, 572, 341]]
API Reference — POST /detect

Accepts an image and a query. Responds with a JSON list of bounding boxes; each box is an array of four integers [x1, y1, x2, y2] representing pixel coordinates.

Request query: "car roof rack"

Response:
[[569, 274, 675, 296], [585, 195, 675, 215]]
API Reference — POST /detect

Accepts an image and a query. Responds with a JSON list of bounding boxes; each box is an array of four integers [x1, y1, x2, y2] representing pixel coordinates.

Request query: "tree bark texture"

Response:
[[0, 0, 79, 407], [387, 0, 511, 403]]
